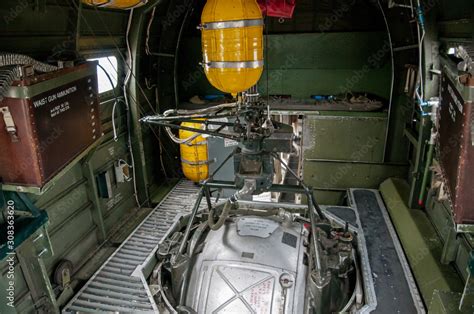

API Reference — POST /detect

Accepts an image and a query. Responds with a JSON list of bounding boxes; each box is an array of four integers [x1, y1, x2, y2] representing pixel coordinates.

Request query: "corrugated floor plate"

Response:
[[63, 180, 200, 313]]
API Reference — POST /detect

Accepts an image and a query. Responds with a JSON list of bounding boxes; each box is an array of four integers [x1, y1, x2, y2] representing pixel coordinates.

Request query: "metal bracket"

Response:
[[0, 106, 19, 142], [429, 64, 442, 80]]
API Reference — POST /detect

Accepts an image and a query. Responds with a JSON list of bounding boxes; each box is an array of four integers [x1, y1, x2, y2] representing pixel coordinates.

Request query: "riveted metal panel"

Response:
[[303, 114, 387, 162], [304, 161, 407, 190]]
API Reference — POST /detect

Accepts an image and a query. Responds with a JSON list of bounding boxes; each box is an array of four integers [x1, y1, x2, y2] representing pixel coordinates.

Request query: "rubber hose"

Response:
[[208, 200, 232, 231], [0, 53, 58, 73]]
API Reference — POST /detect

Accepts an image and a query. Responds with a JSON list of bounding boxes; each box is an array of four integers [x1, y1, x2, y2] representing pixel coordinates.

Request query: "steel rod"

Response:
[[178, 187, 204, 255], [271, 152, 326, 220], [144, 121, 241, 140]]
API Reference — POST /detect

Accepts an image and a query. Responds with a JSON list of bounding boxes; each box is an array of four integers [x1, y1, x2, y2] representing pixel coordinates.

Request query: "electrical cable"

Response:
[[174, 0, 195, 109], [112, 98, 119, 140], [415, 0, 425, 106], [376, 0, 395, 161], [124, 9, 141, 208], [145, 6, 156, 56], [96, 62, 122, 141], [70, 1, 180, 190], [96, 61, 141, 201], [83, 2, 160, 118], [101, 55, 178, 177]]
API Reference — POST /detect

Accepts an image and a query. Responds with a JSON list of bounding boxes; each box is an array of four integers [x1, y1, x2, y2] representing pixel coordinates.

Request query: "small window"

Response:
[[447, 47, 456, 55], [88, 56, 118, 94]]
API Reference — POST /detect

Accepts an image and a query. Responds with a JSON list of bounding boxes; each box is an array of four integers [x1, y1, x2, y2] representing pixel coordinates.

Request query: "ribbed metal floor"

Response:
[[63, 180, 200, 313]]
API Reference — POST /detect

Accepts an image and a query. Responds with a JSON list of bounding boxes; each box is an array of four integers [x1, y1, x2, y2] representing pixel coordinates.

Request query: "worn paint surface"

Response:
[[379, 178, 464, 303]]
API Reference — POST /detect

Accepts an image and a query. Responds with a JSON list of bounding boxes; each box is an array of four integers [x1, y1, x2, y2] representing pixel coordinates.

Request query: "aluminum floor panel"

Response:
[[63, 180, 200, 313]]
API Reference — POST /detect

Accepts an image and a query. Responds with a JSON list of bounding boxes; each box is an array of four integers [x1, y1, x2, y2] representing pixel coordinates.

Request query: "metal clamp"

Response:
[[180, 158, 215, 166], [0, 106, 19, 142], [201, 60, 264, 69], [198, 18, 263, 30]]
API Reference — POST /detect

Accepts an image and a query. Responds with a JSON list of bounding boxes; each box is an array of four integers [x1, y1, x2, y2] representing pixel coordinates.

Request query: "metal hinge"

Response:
[[0, 107, 19, 142]]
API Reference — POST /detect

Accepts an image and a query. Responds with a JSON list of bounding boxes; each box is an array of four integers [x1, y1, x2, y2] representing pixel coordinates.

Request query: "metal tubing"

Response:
[[307, 193, 323, 276], [178, 187, 204, 255], [145, 120, 240, 140], [145, 112, 242, 121], [271, 152, 326, 220], [203, 180, 313, 194], [187, 119, 235, 127], [236, 199, 307, 212], [203, 185, 213, 211]]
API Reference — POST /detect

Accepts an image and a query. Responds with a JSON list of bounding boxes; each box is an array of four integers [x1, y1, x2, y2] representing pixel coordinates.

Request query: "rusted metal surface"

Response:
[[438, 73, 474, 224], [0, 63, 101, 187]]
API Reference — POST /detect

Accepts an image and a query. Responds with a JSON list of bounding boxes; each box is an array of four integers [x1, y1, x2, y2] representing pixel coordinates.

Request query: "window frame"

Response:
[[84, 51, 123, 101]]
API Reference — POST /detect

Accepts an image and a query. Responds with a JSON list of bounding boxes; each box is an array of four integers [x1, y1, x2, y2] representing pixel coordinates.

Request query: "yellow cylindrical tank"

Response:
[[179, 122, 209, 183], [200, 0, 264, 94], [81, 0, 147, 9]]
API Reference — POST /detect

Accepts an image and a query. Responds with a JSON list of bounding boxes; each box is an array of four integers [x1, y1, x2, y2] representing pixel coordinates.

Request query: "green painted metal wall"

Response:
[[258, 32, 391, 99], [177, 27, 408, 205], [303, 112, 408, 204], [0, 2, 150, 312], [179, 32, 391, 100]]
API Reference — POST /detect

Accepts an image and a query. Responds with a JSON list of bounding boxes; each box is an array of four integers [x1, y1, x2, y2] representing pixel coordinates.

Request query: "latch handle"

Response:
[[0, 106, 19, 142]]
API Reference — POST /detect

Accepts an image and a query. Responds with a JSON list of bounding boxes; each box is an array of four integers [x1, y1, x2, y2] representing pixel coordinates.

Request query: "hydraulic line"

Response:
[[208, 179, 256, 230]]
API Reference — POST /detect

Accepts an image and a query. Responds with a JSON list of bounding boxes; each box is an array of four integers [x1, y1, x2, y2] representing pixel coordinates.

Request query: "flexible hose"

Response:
[[207, 180, 256, 230], [161, 103, 237, 144], [165, 126, 201, 144], [0, 66, 21, 102], [0, 53, 58, 102], [162, 102, 238, 118], [0, 53, 58, 72], [208, 200, 232, 231]]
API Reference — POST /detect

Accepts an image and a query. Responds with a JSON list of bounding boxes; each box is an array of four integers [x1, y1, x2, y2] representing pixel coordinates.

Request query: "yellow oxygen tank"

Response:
[[81, 0, 148, 9], [179, 122, 209, 182], [200, 0, 264, 95]]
